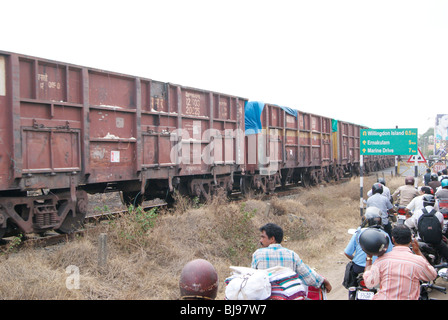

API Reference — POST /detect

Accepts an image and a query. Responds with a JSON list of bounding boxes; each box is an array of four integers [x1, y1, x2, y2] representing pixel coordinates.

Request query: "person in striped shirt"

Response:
[[363, 225, 437, 300], [251, 223, 332, 293]]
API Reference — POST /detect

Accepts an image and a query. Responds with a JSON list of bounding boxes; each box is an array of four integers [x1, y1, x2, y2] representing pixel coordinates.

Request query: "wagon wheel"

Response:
[[240, 177, 253, 196], [56, 198, 87, 234], [301, 172, 311, 187]]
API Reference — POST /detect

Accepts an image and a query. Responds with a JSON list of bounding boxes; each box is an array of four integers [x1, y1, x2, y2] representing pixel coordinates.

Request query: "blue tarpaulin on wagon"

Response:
[[245, 101, 299, 135], [245, 101, 265, 135], [278, 105, 298, 118]]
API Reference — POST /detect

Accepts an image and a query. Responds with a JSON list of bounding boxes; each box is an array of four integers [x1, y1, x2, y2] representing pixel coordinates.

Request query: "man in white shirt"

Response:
[[406, 186, 433, 214], [367, 178, 391, 201]]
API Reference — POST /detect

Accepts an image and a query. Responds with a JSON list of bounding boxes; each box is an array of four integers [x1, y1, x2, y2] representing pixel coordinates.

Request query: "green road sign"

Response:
[[360, 128, 418, 155]]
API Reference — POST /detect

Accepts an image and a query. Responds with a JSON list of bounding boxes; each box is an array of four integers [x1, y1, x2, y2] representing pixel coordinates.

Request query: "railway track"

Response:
[[0, 202, 168, 251]]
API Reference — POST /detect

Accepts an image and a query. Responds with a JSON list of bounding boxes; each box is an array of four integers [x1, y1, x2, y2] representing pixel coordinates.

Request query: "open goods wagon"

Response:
[[241, 101, 359, 192], [0, 51, 246, 238], [332, 121, 394, 174], [238, 102, 394, 194], [332, 120, 362, 177], [240, 102, 335, 193]]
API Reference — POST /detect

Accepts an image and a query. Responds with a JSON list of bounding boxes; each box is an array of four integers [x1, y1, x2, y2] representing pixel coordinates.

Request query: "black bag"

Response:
[[418, 208, 442, 244], [342, 261, 358, 289]]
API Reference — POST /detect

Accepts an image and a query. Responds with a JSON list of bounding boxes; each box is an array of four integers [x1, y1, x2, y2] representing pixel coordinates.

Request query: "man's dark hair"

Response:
[[391, 225, 412, 245], [260, 223, 283, 243], [421, 186, 433, 195]]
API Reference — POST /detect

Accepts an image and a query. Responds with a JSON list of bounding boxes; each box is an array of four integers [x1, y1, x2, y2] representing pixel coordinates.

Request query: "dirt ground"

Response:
[[316, 246, 350, 300]]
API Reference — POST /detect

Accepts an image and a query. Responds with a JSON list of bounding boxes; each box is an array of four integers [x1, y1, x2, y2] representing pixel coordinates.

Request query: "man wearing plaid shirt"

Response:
[[251, 223, 332, 292]]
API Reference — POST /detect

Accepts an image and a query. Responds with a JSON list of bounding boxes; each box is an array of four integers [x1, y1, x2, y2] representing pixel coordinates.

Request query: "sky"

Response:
[[2, 0, 448, 136]]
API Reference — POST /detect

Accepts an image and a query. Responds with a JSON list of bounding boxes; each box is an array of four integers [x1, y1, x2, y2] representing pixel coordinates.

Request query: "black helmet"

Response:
[[372, 183, 383, 195], [179, 259, 218, 300], [377, 177, 386, 186], [422, 194, 436, 207], [359, 228, 389, 256], [431, 173, 438, 181]]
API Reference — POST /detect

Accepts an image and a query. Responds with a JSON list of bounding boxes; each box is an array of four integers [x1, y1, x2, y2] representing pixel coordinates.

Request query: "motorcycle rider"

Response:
[[179, 259, 218, 300], [367, 177, 391, 201], [363, 225, 437, 300], [404, 194, 448, 261], [435, 178, 448, 213], [366, 183, 395, 237], [438, 168, 448, 181], [251, 223, 332, 293], [429, 173, 441, 194], [406, 186, 433, 215], [391, 176, 419, 207], [343, 207, 393, 289]]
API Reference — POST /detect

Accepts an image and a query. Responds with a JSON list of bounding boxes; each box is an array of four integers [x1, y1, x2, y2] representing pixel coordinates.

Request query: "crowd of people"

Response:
[[179, 169, 448, 301], [343, 170, 448, 300]]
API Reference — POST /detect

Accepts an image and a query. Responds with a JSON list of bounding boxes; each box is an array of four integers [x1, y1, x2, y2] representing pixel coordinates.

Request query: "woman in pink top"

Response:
[[363, 225, 437, 300]]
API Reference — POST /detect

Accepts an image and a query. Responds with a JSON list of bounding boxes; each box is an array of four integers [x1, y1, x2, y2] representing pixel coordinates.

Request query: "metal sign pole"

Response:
[[360, 154, 364, 217], [415, 156, 418, 187]]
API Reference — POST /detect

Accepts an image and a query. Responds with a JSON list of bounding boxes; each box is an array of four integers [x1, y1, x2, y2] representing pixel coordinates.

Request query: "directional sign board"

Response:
[[360, 128, 418, 155]]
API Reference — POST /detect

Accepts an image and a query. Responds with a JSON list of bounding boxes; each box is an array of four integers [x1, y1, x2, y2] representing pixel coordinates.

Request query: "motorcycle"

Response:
[[442, 212, 448, 238], [395, 205, 407, 226], [419, 262, 448, 300], [419, 282, 447, 300], [437, 201, 448, 237], [436, 262, 448, 281], [418, 241, 445, 266], [348, 273, 377, 300]]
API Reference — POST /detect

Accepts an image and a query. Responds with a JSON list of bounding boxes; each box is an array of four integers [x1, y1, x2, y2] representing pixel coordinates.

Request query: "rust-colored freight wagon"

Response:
[[0, 51, 246, 238], [240, 102, 335, 193], [297, 110, 334, 185], [332, 121, 395, 176], [332, 120, 362, 177]]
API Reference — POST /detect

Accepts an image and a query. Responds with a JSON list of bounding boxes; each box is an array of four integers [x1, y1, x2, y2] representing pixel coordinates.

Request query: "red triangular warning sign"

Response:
[[407, 148, 426, 163]]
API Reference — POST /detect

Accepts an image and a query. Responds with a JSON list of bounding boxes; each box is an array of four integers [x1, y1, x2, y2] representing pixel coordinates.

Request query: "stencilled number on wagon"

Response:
[[185, 92, 201, 117], [38, 73, 61, 90]]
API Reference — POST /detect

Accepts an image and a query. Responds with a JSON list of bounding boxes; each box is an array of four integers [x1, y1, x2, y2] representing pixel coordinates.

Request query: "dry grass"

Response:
[[0, 174, 406, 300]]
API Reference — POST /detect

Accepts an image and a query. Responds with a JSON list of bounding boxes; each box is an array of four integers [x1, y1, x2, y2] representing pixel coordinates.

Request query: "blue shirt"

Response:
[[344, 227, 393, 267]]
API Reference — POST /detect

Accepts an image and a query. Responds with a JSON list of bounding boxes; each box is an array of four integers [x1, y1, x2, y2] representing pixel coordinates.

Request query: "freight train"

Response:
[[0, 51, 394, 239]]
